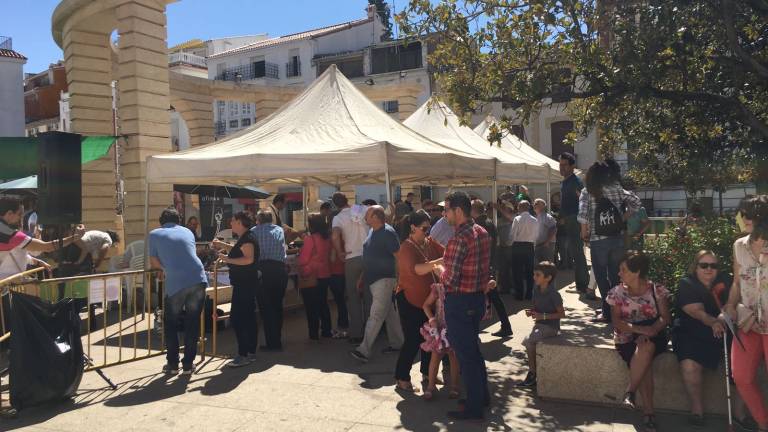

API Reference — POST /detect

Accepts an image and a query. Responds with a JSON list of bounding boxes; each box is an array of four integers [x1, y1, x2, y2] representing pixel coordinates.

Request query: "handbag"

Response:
[[297, 236, 318, 289]]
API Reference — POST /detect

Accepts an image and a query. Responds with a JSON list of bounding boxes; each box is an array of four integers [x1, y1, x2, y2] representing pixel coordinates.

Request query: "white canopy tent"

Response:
[[404, 100, 560, 184], [404, 100, 561, 213], [473, 115, 561, 174], [146, 65, 494, 189]]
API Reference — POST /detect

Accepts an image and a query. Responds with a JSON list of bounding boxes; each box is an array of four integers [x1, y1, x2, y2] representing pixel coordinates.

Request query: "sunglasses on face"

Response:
[[697, 262, 718, 270]]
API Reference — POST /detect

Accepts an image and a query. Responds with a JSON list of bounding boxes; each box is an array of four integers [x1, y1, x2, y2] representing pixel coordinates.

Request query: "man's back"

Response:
[[332, 207, 368, 259], [149, 224, 206, 296], [362, 224, 400, 285], [250, 223, 286, 262]]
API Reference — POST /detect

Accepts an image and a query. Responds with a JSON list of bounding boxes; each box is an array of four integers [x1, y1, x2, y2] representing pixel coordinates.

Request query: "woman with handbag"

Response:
[[606, 251, 671, 432], [673, 250, 731, 427], [297, 214, 333, 340], [393, 211, 444, 392], [725, 220, 768, 432], [215, 212, 260, 368]]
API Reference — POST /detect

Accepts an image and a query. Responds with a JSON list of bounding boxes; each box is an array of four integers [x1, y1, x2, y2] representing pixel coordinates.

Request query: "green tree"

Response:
[[397, 0, 767, 193], [369, 0, 394, 41]]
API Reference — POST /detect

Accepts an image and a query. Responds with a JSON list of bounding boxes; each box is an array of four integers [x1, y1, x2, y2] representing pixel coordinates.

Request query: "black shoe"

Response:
[[688, 413, 705, 428], [348, 337, 363, 344], [734, 416, 758, 431], [181, 364, 194, 376], [446, 410, 484, 422], [622, 391, 636, 409], [584, 292, 599, 301], [381, 346, 400, 355], [457, 398, 490, 408], [491, 328, 513, 337], [349, 349, 369, 363], [162, 363, 179, 375], [516, 372, 537, 387]]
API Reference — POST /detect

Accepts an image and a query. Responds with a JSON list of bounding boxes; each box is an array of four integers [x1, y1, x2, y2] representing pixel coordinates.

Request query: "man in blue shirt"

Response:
[[558, 152, 590, 294], [251, 209, 288, 350], [149, 207, 208, 375], [350, 206, 403, 362]]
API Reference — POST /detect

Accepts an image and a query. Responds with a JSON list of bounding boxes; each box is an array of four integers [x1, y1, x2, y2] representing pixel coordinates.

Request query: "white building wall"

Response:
[[206, 35, 268, 57], [0, 58, 26, 136]]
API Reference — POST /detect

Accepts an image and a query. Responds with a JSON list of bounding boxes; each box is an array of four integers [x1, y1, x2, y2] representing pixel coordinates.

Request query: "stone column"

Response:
[[61, 26, 120, 232], [116, 0, 173, 243]]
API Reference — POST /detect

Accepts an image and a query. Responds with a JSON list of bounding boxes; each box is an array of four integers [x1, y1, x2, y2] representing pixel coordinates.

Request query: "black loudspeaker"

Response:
[[37, 131, 82, 225]]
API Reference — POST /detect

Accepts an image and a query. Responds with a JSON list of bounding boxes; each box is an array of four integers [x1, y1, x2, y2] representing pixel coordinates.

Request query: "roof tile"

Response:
[[0, 49, 27, 60]]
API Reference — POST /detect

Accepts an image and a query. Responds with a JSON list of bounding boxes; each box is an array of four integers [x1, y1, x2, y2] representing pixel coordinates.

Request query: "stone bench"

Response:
[[533, 280, 767, 415]]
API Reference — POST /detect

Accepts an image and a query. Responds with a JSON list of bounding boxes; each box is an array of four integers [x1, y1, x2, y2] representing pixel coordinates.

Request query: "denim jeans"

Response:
[[164, 282, 206, 367], [565, 215, 590, 291], [589, 236, 625, 318], [445, 292, 489, 417]]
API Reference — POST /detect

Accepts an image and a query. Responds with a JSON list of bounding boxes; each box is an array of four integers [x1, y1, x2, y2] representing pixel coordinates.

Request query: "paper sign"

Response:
[[89, 277, 121, 304]]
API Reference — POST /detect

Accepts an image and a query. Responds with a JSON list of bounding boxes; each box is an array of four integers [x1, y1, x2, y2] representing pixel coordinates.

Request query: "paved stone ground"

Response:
[[2, 271, 731, 431]]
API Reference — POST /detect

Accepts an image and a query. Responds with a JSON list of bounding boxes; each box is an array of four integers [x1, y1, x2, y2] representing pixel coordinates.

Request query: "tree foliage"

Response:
[[397, 0, 767, 194], [369, 0, 394, 41]]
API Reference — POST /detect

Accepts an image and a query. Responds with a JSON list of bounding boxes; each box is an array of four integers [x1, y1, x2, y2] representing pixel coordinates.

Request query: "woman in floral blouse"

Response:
[[606, 251, 671, 432], [726, 218, 768, 432]]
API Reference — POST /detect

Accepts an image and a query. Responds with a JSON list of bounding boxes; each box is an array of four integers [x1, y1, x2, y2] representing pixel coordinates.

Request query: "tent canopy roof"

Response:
[[404, 100, 560, 183], [147, 65, 494, 187], [473, 115, 561, 174]]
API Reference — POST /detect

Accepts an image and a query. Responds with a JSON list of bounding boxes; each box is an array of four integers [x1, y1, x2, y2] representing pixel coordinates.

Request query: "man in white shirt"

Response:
[[75, 230, 119, 271], [508, 200, 539, 300], [534, 199, 557, 263], [331, 192, 372, 343]]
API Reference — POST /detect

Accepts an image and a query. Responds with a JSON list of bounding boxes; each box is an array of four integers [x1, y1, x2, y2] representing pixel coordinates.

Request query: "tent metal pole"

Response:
[[383, 143, 393, 206], [492, 162, 498, 227], [546, 166, 552, 209], [143, 176, 150, 271], [302, 183, 309, 229]]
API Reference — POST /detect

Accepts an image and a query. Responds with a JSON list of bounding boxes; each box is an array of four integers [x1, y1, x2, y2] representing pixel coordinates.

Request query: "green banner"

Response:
[[0, 135, 115, 180]]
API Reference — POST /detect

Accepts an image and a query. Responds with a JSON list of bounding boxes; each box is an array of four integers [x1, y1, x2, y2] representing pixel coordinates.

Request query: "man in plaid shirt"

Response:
[[439, 191, 491, 421]]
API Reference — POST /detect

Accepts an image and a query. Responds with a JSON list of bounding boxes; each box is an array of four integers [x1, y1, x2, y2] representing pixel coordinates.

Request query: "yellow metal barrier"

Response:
[[0, 263, 234, 411]]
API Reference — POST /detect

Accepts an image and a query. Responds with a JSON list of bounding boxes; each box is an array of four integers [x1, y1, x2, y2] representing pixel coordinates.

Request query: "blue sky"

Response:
[[1, 0, 403, 74]]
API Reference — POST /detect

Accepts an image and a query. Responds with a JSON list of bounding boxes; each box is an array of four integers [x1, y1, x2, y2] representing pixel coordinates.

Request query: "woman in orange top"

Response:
[[394, 211, 445, 391]]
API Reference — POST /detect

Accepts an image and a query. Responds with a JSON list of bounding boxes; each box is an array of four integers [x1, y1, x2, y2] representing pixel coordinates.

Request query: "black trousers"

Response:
[[299, 278, 332, 339], [329, 274, 349, 329], [231, 281, 258, 356], [498, 246, 514, 293], [487, 288, 511, 331], [256, 260, 287, 349], [394, 291, 431, 381], [510, 242, 535, 299]]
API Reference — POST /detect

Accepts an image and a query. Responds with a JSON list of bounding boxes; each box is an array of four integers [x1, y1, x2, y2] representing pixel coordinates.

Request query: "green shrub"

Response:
[[645, 217, 742, 298]]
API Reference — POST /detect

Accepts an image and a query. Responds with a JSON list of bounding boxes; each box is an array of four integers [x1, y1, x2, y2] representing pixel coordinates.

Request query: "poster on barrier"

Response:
[[88, 277, 121, 304]]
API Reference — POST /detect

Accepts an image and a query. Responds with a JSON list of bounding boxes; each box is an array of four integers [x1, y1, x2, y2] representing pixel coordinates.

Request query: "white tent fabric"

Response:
[[146, 65, 494, 186], [473, 115, 561, 174], [404, 100, 560, 183]]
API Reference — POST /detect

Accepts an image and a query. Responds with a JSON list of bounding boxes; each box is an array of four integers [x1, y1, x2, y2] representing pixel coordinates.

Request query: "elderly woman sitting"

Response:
[[673, 250, 730, 427]]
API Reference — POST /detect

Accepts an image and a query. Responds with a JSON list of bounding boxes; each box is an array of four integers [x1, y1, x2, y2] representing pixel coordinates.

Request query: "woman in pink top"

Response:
[[298, 213, 333, 340]]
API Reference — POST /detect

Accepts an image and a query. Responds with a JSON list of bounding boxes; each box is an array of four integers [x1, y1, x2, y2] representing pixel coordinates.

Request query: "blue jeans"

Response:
[[445, 292, 489, 417], [565, 215, 589, 291], [164, 282, 206, 367], [589, 236, 624, 319]]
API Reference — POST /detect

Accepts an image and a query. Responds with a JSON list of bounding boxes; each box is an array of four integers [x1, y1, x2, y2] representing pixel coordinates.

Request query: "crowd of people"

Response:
[[1, 153, 767, 429]]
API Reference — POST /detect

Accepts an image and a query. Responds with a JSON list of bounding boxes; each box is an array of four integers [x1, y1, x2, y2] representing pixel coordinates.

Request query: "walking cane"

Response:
[[723, 334, 735, 432]]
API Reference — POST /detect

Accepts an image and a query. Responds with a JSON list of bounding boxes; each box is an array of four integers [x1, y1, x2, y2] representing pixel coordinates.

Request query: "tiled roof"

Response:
[[209, 18, 373, 59], [0, 49, 27, 60]]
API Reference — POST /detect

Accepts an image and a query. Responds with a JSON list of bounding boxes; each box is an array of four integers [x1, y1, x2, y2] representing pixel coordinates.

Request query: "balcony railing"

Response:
[[0, 36, 11, 50], [286, 59, 301, 78], [216, 62, 279, 81], [168, 52, 207, 68], [214, 121, 226, 137]]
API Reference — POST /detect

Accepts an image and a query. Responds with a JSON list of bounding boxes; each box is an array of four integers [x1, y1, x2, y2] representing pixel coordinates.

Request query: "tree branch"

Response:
[[721, 0, 768, 80]]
